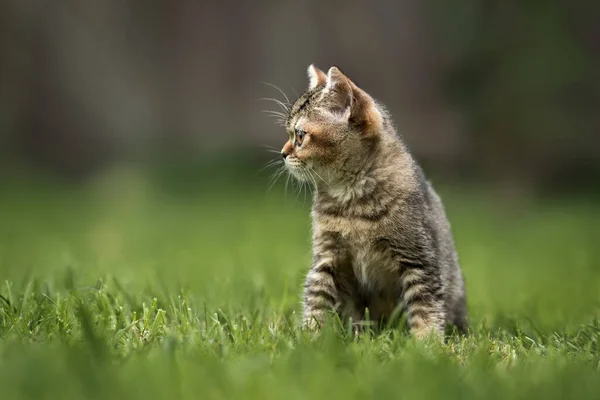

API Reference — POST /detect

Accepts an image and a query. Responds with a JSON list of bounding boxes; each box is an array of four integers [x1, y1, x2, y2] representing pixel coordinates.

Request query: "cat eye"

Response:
[[295, 129, 306, 147]]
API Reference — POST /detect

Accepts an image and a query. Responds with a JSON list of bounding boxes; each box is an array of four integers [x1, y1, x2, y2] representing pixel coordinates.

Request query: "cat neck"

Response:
[[316, 136, 408, 205]]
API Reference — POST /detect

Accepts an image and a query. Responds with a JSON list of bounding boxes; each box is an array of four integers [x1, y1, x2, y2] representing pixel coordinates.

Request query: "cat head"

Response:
[[280, 65, 384, 187]]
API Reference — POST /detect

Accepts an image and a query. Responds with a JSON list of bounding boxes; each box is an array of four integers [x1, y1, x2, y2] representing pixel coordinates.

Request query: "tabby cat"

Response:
[[278, 65, 467, 338]]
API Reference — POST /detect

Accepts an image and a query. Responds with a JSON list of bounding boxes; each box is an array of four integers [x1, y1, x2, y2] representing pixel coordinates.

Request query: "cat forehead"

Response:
[[293, 116, 310, 130], [288, 89, 322, 120], [287, 89, 336, 132]]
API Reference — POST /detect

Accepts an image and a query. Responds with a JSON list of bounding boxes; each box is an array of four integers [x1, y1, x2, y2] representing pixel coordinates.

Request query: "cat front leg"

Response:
[[302, 232, 348, 330], [302, 262, 340, 329], [400, 265, 445, 339]]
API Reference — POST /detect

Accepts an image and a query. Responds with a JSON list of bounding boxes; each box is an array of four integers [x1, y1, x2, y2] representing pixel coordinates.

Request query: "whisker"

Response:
[[258, 98, 290, 113], [267, 167, 286, 192], [260, 145, 285, 156], [264, 117, 286, 125], [261, 110, 288, 118], [268, 167, 284, 183], [307, 169, 318, 201], [264, 149, 283, 155], [269, 164, 284, 179], [262, 158, 280, 166], [306, 168, 318, 191], [257, 97, 291, 108], [263, 115, 286, 123], [262, 114, 287, 122], [302, 171, 311, 204], [307, 166, 332, 190], [262, 115, 287, 126], [263, 116, 287, 124], [290, 85, 299, 100], [294, 171, 303, 203], [267, 163, 286, 187], [294, 172, 304, 204], [260, 81, 291, 104], [284, 172, 292, 200], [259, 158, 282, 172], [301, 168, 316, 205]]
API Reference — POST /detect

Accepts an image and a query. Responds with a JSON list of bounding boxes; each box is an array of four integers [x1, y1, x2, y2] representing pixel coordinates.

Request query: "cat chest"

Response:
[[314, 215, 398, 288], [346, 235, 397, 291]]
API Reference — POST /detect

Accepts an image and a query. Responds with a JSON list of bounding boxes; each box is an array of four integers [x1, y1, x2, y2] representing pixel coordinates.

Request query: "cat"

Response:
[[278, 65, 467, 338]]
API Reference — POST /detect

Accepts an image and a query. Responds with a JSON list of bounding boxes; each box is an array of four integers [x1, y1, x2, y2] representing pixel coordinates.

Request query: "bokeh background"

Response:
[[1, 0, 599, 194]]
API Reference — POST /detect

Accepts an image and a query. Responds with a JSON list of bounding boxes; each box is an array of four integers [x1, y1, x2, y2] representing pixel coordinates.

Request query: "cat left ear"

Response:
[[307, 64, 327, 90]]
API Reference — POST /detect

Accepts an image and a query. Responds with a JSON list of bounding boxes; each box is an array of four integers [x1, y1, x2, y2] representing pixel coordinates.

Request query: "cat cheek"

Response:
[[295, 147, 310, 160], [296, 137, 311, 157]]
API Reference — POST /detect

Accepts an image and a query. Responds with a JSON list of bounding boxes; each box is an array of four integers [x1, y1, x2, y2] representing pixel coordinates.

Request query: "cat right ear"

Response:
[[307, 64, 327, 90], [324, 66, 383, 135], [322, 66, 353, 120]]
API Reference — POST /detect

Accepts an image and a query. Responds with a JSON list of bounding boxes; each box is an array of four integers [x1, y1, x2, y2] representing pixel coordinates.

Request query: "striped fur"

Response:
[[280, 65, 467, 338]]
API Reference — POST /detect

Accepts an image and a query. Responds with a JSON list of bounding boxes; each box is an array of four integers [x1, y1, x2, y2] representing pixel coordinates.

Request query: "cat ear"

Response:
[[324, 66, 382, 134], [307, 64, 327, 90], [323, 66, 353, 119]]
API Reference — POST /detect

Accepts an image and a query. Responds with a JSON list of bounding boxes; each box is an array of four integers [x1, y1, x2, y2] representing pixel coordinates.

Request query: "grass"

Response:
[[1, 166, 600, 399]]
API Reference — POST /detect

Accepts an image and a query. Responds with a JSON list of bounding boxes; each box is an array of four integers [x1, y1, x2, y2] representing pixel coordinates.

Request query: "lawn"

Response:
[[1, 167, 599, 399]]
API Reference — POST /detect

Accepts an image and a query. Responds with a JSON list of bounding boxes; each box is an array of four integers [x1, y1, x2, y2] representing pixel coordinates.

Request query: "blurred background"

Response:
[[1, 0, 599, 195]]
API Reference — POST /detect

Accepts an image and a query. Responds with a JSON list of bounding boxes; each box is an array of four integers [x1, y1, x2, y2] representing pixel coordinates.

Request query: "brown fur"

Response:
[[279, 65, 467, 338]]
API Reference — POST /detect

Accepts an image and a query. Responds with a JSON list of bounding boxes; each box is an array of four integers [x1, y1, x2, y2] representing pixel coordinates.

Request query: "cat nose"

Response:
[[281, 151, 288, 159]]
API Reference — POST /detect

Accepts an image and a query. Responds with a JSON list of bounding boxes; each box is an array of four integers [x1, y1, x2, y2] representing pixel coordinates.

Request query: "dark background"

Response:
[[1, 0, 599, 195]]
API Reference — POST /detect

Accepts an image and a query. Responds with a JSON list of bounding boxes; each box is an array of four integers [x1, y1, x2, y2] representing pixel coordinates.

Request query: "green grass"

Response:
[[1, 168, 600, 399]]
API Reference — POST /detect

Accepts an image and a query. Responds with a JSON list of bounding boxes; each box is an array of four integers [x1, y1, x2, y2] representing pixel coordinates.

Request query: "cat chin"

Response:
[[286, 165, 310, 182]]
